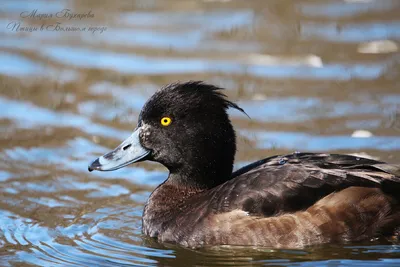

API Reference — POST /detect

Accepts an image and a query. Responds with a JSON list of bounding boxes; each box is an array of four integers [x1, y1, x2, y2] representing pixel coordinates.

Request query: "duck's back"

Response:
[[144, 153, 400, 248]]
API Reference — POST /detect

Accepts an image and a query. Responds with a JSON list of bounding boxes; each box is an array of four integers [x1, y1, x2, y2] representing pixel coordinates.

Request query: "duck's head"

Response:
[[88, 81, 246, 189]]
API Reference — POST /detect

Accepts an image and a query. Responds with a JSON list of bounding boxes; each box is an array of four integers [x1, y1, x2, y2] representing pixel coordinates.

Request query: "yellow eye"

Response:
[[161, 117, 172, 126]]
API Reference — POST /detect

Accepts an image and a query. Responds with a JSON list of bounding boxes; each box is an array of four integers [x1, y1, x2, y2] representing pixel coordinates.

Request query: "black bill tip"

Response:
[[88, 158, 101, 172]]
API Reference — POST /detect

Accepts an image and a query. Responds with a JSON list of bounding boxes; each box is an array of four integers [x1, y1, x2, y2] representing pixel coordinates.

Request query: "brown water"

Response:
[[1, 0, 400, 266]]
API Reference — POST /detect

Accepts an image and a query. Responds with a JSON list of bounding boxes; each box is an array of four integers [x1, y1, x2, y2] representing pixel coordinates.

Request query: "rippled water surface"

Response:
[[1, 0, 400, 266]]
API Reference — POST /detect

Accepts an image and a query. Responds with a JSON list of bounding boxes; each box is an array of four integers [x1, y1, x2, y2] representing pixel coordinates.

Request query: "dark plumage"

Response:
[[88, 81, 400, 249]]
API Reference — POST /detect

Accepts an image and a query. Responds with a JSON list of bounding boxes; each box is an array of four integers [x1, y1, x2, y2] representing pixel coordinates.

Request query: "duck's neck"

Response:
[[167, 147, 235, 190]]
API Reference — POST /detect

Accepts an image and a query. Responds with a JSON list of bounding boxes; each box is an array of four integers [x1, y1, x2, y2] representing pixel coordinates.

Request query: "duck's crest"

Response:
[[160, 81, 249, 118]]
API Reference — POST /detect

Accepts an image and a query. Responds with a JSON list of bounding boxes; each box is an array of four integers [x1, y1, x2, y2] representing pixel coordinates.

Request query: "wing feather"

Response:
[[207, 153, 400, 216]]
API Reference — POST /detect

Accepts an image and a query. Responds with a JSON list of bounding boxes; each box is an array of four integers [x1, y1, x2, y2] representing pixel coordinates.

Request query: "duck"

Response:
[[88, 81, 400, 249]]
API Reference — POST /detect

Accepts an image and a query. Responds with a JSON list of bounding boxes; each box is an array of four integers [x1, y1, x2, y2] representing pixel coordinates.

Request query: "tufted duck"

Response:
[[89, 81, 400, 248]]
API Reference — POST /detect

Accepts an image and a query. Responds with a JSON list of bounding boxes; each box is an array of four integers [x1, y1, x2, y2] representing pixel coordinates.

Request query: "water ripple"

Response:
[[0, 0, 399, 266]]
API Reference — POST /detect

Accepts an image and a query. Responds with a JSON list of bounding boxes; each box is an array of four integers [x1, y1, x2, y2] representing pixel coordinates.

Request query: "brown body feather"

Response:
[[195, 187, 398, 248], [143, 153, 400, 248]]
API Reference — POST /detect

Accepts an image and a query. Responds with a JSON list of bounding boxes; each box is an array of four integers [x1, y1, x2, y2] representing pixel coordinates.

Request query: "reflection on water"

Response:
[[0, 0, 399, 266]]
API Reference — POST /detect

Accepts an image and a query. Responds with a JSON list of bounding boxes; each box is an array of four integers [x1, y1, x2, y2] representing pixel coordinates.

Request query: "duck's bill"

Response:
[[88, 128, 150, 172]]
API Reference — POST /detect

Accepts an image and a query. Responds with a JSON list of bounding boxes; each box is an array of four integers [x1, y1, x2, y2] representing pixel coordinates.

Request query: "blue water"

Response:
[[0, 0, 399, 266]]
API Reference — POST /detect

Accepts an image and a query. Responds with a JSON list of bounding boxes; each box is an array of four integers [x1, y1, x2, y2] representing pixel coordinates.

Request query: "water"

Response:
[[1, 0, 399, 266]]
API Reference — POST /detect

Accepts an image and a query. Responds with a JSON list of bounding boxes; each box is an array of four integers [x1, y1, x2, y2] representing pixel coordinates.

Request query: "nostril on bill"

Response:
[[122, 144, 132, 151]]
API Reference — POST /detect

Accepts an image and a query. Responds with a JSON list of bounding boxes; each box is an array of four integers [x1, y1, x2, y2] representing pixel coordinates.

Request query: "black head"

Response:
[[88, 81, 246, 189]]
